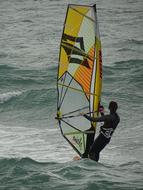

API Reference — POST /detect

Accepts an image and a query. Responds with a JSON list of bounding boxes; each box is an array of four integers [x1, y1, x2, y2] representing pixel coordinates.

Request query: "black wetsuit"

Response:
[[83, 112, 120, 161]]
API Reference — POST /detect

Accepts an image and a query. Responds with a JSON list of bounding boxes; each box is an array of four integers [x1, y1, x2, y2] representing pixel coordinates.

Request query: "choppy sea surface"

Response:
[[0, 0, 143, 189]]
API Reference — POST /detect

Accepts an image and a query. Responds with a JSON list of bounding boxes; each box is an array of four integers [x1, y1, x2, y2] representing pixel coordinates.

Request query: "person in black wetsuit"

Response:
[[82, 101, 120, 162]]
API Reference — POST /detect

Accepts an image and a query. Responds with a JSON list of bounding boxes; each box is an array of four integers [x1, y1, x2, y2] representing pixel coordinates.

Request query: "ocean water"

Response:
[[0, 0, 143, 189]]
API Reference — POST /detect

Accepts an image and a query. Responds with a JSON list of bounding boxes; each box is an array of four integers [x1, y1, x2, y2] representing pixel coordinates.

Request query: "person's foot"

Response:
[[73, 156, 81, 161]]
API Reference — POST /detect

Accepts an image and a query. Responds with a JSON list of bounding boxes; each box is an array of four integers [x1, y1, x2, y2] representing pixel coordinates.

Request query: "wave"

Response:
[[0, 64, 16, 70], [113, 59, 143, 84], [0, 157, 70, 190], [0, 91, 23, 104], [0, 157, 51, 188], [113, 59, 143, 68], [0, 157, 58, 175], [103, 59, 143, 74], [22, 19, 33, 23], [0, 64, 57, 85], [0, 52, 8, 58], [126, 39, 143, 45], [115, 37, 143, 54], [104, 59, 143, 80], [0, 157, 142, 190], [0, 87, 56, 115], [0, 157, 43, 167], [119, 161, 142, 168]]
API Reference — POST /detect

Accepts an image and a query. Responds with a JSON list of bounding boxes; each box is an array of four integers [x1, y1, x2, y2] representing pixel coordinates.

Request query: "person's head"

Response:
[[108, 101, 118, 113]]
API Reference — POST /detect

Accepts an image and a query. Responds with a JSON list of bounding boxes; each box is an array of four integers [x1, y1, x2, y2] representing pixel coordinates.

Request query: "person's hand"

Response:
[[99, 105, 104, 113], [79, 112, 85, 116]]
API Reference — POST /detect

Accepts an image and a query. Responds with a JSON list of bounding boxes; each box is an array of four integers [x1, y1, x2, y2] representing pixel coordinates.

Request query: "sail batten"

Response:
[[57, 4, 102, 156]]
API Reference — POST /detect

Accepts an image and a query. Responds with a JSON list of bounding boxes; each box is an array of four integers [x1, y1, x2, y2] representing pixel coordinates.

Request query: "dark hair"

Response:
[[109, 101, 118, 112]]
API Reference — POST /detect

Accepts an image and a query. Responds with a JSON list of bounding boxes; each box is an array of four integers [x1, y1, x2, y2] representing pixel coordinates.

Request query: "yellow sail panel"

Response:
[[58, 5, 90, 79], [58, 48, 69, 78], [64, 6, 90, 36]]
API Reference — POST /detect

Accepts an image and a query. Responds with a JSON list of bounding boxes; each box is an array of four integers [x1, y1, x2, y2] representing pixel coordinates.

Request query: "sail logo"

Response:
[[62, 33, 91, 69], [73, 136, 82, 150]]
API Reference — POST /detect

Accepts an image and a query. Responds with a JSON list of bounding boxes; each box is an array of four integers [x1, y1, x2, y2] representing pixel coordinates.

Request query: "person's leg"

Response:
[[89, 134, 109, 161]]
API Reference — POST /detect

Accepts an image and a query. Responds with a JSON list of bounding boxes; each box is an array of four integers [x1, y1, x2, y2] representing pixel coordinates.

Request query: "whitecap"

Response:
[[0, 91, 23, 103]]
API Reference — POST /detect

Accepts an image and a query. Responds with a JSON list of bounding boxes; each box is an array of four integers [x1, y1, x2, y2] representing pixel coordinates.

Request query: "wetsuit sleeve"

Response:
[[83, 114, 109, 122]]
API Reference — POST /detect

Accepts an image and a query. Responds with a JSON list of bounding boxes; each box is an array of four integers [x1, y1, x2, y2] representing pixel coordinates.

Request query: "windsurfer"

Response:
[[80, 101, 120, 162]]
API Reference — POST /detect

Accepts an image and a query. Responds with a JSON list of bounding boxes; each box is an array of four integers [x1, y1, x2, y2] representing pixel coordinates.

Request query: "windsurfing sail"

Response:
[[56, 4, 102, 157]]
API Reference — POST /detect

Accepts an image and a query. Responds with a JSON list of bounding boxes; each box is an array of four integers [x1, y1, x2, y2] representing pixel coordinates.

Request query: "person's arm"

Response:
[[83, 114, 107, 122]]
